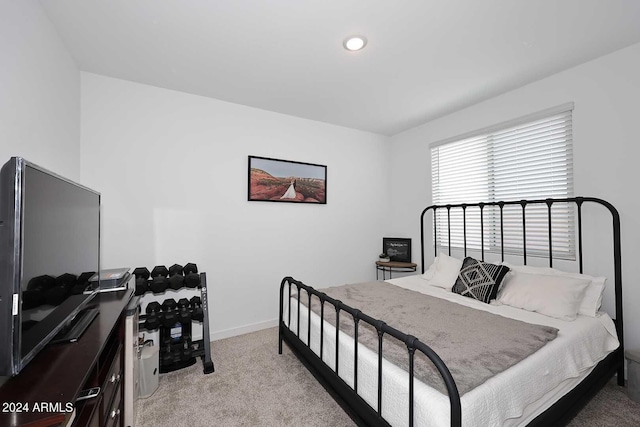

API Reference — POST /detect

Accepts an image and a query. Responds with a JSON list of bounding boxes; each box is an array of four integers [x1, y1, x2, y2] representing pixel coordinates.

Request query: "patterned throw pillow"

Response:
[[452, 257, 510, 303]]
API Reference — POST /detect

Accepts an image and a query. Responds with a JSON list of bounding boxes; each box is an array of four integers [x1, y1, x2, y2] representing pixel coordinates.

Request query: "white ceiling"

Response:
[[40, 0, 640, 136]]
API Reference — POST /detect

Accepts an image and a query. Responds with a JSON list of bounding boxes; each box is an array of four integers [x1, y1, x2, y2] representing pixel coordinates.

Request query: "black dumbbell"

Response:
[[183, 263, 201, 288], [192, 308, 204, 322], [171, 347, 181, 363], [161, 298, 177, 311], [161, 335, 172, 347], [161, 298, 178, 328], [168, 264, 184, 290], [144, 316, 160, 330], [161, 350, 174, 366], [133, 267, 151, 296], [182, 341, 193, 359], [150, 265, 169, 293], [162, 311, 178, 328], [147, 301, 161, 313], [144, 301, 162, 330], [177, 298, 191, 323], [190, 296, 204, 322]]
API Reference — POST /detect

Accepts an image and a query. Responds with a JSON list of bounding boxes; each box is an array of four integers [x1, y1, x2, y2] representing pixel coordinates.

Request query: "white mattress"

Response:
[[283, 275, 619, 427]]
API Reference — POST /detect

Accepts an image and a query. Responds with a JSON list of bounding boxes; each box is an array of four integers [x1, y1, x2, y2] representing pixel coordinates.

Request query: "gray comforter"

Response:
[[297, 281, 557, 396]]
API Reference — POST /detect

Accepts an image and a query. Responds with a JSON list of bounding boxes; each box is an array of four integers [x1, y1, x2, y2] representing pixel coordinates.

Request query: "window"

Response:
[[431, 103, 575, 260]]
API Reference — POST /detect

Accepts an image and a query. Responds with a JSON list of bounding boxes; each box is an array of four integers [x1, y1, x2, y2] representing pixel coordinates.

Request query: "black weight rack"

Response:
[[137, 271, 214, 375]]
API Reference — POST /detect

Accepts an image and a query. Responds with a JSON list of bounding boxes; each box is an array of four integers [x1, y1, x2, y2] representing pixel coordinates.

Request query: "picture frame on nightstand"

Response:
[[382, 237, 411, 262]]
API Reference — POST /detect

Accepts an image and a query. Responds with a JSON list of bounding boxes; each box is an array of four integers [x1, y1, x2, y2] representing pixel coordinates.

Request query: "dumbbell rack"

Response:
[[139, 272, 214, 375]]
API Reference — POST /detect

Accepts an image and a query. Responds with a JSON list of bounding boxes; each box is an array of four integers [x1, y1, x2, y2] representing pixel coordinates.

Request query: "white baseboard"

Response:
[[210, 318, 278, 342]]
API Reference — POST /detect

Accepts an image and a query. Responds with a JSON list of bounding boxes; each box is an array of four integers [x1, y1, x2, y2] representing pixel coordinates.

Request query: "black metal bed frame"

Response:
[[279, 196, 623, 427]]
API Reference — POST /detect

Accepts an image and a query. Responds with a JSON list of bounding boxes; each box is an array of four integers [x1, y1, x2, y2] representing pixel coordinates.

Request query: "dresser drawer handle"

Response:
[[110, 409, 121, 419]]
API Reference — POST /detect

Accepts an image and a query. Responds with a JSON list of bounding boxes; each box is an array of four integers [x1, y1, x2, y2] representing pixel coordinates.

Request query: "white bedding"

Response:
[[283, 275, 619, 427]]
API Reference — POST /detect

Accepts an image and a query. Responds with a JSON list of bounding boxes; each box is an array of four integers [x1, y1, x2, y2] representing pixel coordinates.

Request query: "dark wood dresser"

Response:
[[0, 290, 133, 427]]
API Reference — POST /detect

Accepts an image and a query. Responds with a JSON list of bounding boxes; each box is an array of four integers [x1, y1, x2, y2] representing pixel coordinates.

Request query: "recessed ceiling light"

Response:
[[343, 36, 367, 51]]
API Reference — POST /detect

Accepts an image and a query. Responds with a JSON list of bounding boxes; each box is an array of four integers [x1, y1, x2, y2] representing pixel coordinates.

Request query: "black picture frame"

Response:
[[382, 237, 412, 262], [248, 156, 327, 204]]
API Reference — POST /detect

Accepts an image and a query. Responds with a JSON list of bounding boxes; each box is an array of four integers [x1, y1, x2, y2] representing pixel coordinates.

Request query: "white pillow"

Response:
[[421, 257, 439, 280], [425, 253, 463, 291], [501, 262, 606, 317], [579, 276, 606, 317], [498, 271, 590, 321]]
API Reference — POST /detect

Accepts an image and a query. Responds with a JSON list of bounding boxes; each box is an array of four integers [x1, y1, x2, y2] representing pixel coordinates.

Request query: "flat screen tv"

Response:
[[0, 157, 100, 376]]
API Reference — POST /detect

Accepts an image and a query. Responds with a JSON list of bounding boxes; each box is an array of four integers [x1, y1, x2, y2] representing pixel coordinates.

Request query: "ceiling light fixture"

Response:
[[343, 35, 367, 51]]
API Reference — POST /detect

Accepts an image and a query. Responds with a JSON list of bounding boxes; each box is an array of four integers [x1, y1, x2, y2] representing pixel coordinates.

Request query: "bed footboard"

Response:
[[278, 276, 462, 427]]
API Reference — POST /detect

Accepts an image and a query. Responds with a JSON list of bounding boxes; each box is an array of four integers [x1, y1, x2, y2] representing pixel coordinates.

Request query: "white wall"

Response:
[[389, 42, 640, 352], [0, 0, 80, 179], [80, 73, 390, 339]]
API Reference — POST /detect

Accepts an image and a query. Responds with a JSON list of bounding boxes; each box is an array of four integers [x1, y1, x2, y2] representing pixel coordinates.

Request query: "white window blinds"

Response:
[[431, 104, 575, 260]]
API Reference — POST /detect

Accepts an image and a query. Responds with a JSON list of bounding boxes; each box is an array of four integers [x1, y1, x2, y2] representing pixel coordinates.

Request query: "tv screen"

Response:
[[0, 157, 100, 376]]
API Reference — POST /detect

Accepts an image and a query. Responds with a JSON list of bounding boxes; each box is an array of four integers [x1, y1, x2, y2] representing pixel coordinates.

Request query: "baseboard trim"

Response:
[[210, 319, 278, 341]]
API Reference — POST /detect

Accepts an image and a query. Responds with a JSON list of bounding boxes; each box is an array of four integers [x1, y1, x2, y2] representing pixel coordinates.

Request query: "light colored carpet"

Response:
[[136, 327, 354, 427], [136, 327, 640, 427], [567, 378, 640, 427]]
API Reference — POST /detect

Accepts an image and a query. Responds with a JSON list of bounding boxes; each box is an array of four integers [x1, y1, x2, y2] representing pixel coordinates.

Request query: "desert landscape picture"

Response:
[[248, 156, 326, 203]]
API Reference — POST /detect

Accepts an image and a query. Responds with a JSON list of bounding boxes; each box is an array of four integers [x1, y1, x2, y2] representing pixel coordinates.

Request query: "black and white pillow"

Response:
[[452, 257, 510, 303]]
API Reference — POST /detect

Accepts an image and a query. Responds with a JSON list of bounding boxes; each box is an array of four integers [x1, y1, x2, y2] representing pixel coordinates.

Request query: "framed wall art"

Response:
[[382, 237, 412, 262], [248, 156, 327, 204]]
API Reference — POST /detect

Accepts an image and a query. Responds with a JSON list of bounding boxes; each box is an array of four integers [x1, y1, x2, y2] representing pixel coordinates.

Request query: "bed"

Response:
[[278, 197, 624, 427]]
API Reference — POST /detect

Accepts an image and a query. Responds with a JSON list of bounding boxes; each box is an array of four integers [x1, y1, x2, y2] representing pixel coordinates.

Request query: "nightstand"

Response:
[[375, 261, 417, 280]]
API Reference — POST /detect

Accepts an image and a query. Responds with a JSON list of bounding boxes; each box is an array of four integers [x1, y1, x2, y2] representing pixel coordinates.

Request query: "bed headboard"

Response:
[[420, 196, 623, 350]]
